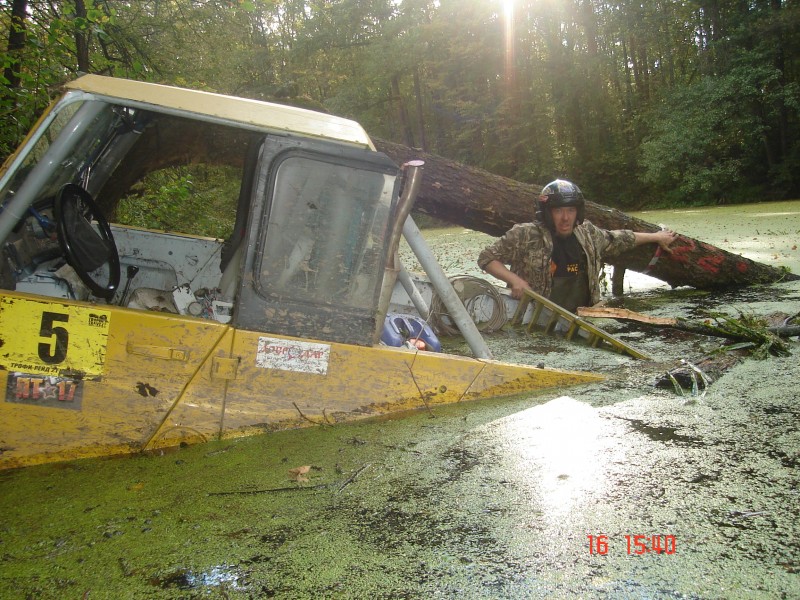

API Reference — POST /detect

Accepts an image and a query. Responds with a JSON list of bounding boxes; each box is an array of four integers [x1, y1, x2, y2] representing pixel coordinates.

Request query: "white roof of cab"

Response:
[[65, 75, 374, 149]]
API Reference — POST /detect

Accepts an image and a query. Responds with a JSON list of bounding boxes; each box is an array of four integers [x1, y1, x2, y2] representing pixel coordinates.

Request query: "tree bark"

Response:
[[95, 118, 796, 291], [3, 0, 28, 89], [412, 68, 427, 152], [390, 75, 415, 148], [74, 0, 91, 73], [374, 138, 799, 288]]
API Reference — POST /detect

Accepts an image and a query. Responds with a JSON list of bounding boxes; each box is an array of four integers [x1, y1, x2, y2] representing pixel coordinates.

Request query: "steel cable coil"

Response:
[[429, 275, 508, 335]]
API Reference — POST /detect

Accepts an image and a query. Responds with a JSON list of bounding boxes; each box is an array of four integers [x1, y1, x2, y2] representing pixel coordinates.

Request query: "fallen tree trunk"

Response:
[[374, 139, 799, 289]]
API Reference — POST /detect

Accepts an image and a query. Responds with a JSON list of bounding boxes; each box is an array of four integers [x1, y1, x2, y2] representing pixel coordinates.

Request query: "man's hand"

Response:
[[633, 229, 678, 254], [507, 273, 531, 300], [653, 229, 678, 253], [482, 259, 531, 299]]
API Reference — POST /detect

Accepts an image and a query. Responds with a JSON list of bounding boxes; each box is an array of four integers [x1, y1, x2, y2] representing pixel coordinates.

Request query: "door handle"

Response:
[[126, 342, 188, 361]]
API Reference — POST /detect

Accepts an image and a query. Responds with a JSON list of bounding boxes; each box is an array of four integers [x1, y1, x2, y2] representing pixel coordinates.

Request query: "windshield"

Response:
[[0, 102, 81, 208]]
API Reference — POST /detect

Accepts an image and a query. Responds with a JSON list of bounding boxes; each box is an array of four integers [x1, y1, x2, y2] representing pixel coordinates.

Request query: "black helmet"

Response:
[[537, 179, 585, 230]]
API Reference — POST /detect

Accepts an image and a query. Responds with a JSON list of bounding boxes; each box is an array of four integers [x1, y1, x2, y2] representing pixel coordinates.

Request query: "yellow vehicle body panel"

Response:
[[0, 292, 231, 468], [0, 290, 602, 470], [220, 330, 602, 436]]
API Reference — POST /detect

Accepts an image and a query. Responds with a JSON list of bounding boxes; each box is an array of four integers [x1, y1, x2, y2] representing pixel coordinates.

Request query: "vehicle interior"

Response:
[[0, 101, 255, 318], [0, 96, 400, 344]]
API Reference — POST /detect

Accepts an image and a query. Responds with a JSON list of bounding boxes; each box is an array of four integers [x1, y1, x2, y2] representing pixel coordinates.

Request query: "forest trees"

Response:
[[639, 0, 800, 204], [2, 0, 799, 208], [0, 0, 135, 156]]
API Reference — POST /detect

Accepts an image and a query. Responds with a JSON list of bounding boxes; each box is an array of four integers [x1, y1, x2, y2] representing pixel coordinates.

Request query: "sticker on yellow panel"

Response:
[[7, 372, 84, 410], [0, 296, 110, 379]]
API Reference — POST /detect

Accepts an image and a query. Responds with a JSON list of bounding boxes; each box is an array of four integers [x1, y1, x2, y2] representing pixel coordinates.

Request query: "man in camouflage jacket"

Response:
[[478, 220, 637, 306], [478, 180, 677, 312]]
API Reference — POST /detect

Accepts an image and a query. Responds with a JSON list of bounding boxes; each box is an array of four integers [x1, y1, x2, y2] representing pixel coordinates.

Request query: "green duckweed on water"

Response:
[[1, 201, 799, 599], [1, 344, 799, 599]]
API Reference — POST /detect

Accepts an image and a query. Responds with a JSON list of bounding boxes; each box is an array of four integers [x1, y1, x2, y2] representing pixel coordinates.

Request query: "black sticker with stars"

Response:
[[6, 372, 83, 410]]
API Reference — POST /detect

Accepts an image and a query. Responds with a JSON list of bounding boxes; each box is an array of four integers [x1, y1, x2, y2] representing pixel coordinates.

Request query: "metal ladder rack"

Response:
[[509, 289, 651, 360]]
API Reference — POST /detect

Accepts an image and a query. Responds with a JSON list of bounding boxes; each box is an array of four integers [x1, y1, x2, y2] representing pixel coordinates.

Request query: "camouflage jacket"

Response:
[[477, 220, 636, 305]]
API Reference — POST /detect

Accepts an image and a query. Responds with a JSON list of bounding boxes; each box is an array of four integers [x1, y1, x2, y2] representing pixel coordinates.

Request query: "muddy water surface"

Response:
[[1, 201, 799, 599]]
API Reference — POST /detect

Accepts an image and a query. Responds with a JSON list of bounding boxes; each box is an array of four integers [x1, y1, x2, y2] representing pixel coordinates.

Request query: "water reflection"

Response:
[[496, 396, 620, 521], [151, 564, 245, 592]]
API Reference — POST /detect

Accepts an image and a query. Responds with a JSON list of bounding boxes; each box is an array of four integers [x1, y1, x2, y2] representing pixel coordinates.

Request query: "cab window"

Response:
[[256, 153, 394, 310]]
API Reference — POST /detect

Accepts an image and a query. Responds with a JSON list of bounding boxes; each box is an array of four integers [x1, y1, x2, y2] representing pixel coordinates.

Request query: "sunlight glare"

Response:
[[504, 0, 516, 87], [495, 396, 618, 521], [503, 0, 515, 21]]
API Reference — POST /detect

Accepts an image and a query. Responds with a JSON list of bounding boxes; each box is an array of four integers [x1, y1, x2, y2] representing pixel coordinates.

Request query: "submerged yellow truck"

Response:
[[0, 76, 600, 469]]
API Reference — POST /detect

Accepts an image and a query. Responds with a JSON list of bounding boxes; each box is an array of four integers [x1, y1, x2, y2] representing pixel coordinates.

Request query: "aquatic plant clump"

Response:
[[699, 311, 792, 359]]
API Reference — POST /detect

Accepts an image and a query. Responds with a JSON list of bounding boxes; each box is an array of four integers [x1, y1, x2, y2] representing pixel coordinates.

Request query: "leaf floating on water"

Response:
[[288, 465, 311, 482]]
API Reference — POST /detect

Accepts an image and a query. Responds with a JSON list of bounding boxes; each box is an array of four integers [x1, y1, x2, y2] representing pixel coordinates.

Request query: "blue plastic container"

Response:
[[381, 313, 442, 352]]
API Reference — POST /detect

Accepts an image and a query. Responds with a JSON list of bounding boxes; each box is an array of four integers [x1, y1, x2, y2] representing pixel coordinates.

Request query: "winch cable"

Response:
[[429, 275, 508, 336]]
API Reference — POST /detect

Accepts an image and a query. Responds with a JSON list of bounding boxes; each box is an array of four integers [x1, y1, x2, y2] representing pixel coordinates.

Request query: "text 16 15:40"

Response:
[[587, 534, 676, 555]]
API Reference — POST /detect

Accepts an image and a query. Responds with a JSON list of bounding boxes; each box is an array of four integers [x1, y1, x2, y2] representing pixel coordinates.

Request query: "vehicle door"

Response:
[[220, 137, 402, 432]]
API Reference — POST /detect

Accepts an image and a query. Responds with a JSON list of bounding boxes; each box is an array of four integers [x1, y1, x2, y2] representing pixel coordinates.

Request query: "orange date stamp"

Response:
[[587, 534, 676, 555]]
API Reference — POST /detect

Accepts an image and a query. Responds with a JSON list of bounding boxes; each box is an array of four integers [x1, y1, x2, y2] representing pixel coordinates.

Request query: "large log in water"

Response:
[[374, 139, 798, 289], [98, 119, 795, 290]]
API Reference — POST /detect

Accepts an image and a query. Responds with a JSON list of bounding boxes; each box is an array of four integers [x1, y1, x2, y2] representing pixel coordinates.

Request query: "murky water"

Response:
[[1, 201, 799, 599]]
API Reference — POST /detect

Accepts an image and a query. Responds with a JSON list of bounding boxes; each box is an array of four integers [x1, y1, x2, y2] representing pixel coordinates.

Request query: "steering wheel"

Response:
[[53, 183, 121, 300]]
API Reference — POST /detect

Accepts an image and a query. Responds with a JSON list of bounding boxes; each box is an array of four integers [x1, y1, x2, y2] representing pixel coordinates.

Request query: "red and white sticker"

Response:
[[255, 337, 330, 375]]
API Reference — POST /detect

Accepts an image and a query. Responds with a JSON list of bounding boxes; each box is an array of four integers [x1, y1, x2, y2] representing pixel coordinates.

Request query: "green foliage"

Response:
[[115, 165, 239, 239], [639, 56, 792, 205], [0, 81, 52, 159], [703, 311, 791, 359], [1, 0, 800, 210], [0, 0, 133, 156]]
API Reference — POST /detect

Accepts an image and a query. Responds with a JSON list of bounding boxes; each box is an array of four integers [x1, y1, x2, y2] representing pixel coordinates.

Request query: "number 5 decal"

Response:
[[0, 296, 109, 378], [38, 311, 70, 364]]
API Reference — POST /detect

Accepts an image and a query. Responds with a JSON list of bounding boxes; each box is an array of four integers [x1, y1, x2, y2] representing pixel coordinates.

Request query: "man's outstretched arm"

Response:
[[482, 259, 531, 300], [632, 229, 678, 253]]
